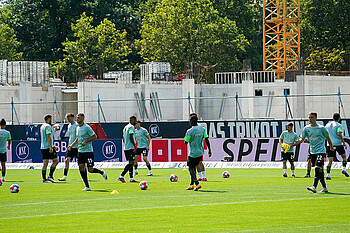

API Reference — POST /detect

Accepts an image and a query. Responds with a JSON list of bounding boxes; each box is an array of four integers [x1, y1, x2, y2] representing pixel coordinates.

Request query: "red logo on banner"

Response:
[[152, 140, 168, 162], [171, 140, 187, 161]]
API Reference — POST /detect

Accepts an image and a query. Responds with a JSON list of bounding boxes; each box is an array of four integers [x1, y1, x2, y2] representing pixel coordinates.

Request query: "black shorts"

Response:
[[281, 152, 295, 162], [67, 148, 78, 159], [135, 148, 148, 157], [0, 152, 6, 162], [124, 149, 135, 161], [326, 145, 345, 157], [41, 148, 57, 160], [309, 153, 326, 167], [78, 152, 94, 167], [187, 156, 203, 167]]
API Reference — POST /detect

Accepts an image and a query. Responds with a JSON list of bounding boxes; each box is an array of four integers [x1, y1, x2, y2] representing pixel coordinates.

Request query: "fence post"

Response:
[[235, 93, 238, 120], [11, 97, 14, 125], [98, 94, 100, 123], [284, 89, 288, 120]]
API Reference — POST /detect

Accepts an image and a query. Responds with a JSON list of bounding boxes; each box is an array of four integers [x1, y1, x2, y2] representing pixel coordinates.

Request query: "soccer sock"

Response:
[[198, 172, 202, 179], [326, 166, 331, 176], [121, 164, 129, 177], [147, 163, 152, 171], [283, 169, 287, 174], [202, 171, 206, 178], [318, 169, 327, 188], [128, 164, 134, 179], [64, 168, 68, 177], [189, 167, 198, 185], [42, 170, 47, 180], [291, 170, 295, 175], [91, 168, 103, 175], [1, 170, 5, 177], [49, 166, 56, 178], [342, 161, 347, 171], [80, 170, 89, 188], [307, 170, 311, 175], [313, 168, 321, 188]]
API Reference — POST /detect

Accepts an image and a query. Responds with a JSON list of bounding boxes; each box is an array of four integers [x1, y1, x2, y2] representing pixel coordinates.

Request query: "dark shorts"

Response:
[[78, 152, 94, 167], [308, 153, 326, 167], [281, 152, 295, 162], [41, 148, 57, 160], [187, 156, 203, 167], [0, 152, 6, 162], [135, 148, 148, 157], [326, 145, 345, 157], [67, 148, 78, 159], [124, 149, 135, 161]]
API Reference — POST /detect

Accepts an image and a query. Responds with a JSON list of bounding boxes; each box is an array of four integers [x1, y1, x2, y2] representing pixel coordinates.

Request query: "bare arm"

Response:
[[279, 138, 283, 146], [7, 139, 11, 150], [81, 134, 97, 147], [338, 131, 347, 149], [47, 133, 54, 153], [326, 136, 334, 151], [68, 138, 78, 150], [146, 134, 151, 150], [129, 133, 136, 151], [205, 137, 212, 157]]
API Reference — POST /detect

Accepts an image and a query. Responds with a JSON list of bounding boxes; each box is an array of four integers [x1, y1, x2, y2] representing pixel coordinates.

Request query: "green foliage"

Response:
[[139, 0, 248, 82], [58, 13, 131, 82], [305, 47, 346, 71]]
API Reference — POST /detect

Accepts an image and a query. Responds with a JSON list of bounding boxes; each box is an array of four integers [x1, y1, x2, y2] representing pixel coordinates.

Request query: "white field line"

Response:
[[0, 195, 348, 221]]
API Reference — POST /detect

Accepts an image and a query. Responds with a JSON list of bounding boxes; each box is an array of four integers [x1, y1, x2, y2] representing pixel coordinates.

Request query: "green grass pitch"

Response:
[[0, 168, 350, 232]]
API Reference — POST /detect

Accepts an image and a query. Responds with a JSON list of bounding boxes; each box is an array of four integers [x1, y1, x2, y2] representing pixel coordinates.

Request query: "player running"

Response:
[[118, 116, 138, 183], [325, 113, 349, 180], [133, 120, 152, 176], [59, 113, 79, 181], [184, 113, 212, 191], [68, 113, 107, 191], [297, 112, 334, 193], [279, 122, 299, 177], [0, 119, 11, 182], [40, 114, 59, 183]]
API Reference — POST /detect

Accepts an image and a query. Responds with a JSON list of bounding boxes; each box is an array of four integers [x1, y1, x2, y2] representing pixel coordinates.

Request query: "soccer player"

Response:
[[297, 112, 334, 193], [68, 113, 107, 191], [40, 114, 59, 183], [134, 120, 152, 176], [118, 116, 138, 183], [59, 113, 79, 181], [0, 119, 11, 182], [184, 114, 212, 191], [325, 113, 349, 180], [279, 122, 299, 177]]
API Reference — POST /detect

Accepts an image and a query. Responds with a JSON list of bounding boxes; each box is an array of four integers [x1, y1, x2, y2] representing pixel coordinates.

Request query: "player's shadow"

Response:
[[320, 192, 350, 196], [198, 190, 228, 193], [91, 189, 110, 193], [5, 180, 25, 183]]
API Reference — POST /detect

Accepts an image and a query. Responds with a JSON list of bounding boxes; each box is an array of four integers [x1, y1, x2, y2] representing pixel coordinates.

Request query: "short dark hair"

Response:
[[44, 114, 52, 121], [333, 112, 340, 121], [287, 122, 293, 127], [136, 120, 141, 124], [0, 119, 6, 126], [66, 113, 74, 118], [130, 116, 137, 120], [77, 113, 85, 118], [309, 112, 317, 118], [190, 114, 198, 121]]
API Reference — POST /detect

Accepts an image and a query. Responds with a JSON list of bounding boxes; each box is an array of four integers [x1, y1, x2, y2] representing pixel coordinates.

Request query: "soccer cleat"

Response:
[[58, 177, 67, 181], [198, 178, 202, 181], [102, 170, 108, 180], [81, 187, 91, 191], [307, 186, 317, 193], [42, 179, 50, 183], [47, 177, 57, 183], [194, 184, 202, 191], [118, 177, 126, 183], [1, 178, 5, 182], [320, 187, 328, 193], [186, 185, 194, 190], [202, 178, 207, 181], [304, 174, 311, 178], [326, 177, 332, 180], [291, 174, 296, 178], [130, 179, 139, 183], [342, 170, 349, 177], [283, 173, 287, 177], [147, 172, 153, 176], [134, 170, 138, 175]]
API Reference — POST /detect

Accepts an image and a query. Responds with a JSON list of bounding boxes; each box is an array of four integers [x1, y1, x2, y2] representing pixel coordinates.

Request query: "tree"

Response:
[[305, 48, 346, 71], [57, 13, 131, 82], [139, 0, 248, 82]]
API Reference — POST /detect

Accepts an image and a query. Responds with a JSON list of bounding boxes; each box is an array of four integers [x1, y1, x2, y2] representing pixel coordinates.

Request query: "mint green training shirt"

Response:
[[301, 124, 329, 154], [40, 123, 53, 149], [0, 129, 11, 153], [184, 125, 208, 158]]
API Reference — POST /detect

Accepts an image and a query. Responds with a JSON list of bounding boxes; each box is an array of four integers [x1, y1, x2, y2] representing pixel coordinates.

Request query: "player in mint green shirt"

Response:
[[184, 113, 212, 191], [325, 113, 349, 179], [0, 119, 11, 182], [68, 113, 107, 191], [40, 114, 59, 183], [59, 113, 79, 181], [297, 112, 334, 193], [134, 121, 152, 176], [279, 122, 299, 177]]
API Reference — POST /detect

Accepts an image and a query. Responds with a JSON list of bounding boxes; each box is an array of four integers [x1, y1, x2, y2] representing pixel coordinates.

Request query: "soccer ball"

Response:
[[222, 171, 230, 178], [139, 181, 149, 190], [52, 124, 61, 131], [10, 184, 20, 193], [169, 174, 178, 182]]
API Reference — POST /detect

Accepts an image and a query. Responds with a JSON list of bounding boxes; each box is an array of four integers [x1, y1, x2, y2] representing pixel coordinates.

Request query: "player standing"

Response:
[[297, 112, 334, 193], [279, 122, 299, 177], [0, 119, 11, 182], [40, 114, 59, 183], [325, 113, 349, 180], [118, 116, 138, 183], [59, 113, 79, 181], [68, 113, 107, 191], [184, 114, 212, 191], [134, 120, 152, 176]]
